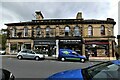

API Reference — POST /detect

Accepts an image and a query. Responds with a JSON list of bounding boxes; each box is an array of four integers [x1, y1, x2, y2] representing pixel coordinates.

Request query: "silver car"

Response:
[[17, 49, 45, 61]]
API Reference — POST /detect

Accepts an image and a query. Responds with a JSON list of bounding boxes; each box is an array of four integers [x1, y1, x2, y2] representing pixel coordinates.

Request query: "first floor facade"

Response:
[[6, 36, 116, 57]]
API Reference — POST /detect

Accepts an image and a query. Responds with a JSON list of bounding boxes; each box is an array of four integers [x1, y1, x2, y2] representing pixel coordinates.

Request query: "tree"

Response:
[[2, 34, 7, 50], [1, 29, 7, 50]]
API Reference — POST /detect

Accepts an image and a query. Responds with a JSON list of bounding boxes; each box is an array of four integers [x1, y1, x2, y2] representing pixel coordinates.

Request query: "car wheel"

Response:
[[35, 56, 40, 61], [61, 58, 65, 61], [17, 56, 22, 60], [81, 58, 85, 63]]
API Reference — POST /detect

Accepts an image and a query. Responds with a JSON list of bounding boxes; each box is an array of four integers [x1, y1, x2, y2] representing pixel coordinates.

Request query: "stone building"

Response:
[[117, 35, 120, 55], [5, 11, 116, 57]]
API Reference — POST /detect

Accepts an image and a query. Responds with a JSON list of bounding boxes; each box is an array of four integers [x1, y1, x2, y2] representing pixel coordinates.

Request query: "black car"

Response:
[[0, 69, 15, 80]]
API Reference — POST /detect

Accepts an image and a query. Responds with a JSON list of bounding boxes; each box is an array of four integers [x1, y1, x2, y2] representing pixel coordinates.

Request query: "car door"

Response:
[[26, 50, 35, 59], [69, 51, 80, 60], [20, 50, 28, 58]]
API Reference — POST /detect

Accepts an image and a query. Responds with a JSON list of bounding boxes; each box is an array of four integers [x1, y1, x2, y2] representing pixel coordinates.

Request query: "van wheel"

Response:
[[35, 56, 40, 61], [61, 58, 65, 61], [81, 59, 85, 63], [17, 56, 22, 60]]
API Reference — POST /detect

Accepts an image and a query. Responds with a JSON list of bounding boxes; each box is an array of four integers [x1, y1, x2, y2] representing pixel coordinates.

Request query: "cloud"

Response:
[[0, 1, 118, 35], [1, 2, 111, 19]]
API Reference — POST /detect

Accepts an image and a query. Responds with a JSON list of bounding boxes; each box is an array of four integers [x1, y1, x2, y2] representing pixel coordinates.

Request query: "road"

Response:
[[2, 56, 101, 79]]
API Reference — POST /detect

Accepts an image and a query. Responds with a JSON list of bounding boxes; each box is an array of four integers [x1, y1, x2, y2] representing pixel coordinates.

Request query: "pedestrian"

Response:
[[115, 52, 119, 60], [85, 50, 90, 61], [105, 50, 109, 57]]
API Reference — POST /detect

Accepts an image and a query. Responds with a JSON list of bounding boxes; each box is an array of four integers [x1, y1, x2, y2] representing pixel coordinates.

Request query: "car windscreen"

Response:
[[92, 64, 120, 80], [82, 61, 120, 80]]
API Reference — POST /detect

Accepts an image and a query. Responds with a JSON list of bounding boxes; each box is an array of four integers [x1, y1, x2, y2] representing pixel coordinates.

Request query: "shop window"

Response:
[[24, 44, 31, 49], [11, 44, 17, 50], [12, 28, 16, 37], [65, 26, 70, 36], [88, 25, 93, 36], [24, 27, 28, 37], [101, 25, 105, 35], [74, 26, 80, 36], [36, 26, 41, 37], [46, 26, 50, 37]]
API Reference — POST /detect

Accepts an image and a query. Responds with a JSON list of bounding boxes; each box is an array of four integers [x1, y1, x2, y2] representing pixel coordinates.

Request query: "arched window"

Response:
[[74, 26, 80, 36], [65, 26, 70, 36], [12, 27, 16, 37], [88, 25, 93, 36], [101, 25, 105, 35], [24, 27, 28, 37], [46, 26, 50, 37], [36, 26, 41, 37]]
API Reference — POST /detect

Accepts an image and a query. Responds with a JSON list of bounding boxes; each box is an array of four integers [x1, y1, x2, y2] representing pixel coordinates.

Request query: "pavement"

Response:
[[1, 54, 117, 62]]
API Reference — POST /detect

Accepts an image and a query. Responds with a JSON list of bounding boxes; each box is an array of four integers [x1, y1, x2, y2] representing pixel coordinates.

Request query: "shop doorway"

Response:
[[34, 45, 56, 56]]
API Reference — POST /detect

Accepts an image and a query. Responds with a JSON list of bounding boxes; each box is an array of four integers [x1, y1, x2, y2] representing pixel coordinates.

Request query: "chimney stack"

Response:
[[35, 10, 44, 20], [76, 12, 83, 19]]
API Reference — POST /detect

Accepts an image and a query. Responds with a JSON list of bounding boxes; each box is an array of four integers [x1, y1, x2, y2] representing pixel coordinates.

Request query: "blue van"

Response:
[[58, 49, 86, 62]]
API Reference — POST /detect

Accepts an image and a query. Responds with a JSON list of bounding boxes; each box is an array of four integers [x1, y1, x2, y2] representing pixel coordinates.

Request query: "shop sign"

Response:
[[34, 41, 55, 45], [60, 40, 81, 44]]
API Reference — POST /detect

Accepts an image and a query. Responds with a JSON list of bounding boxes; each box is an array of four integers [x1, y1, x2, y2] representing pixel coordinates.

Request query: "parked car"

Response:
[[0, 68, 15, 80], [17, 49, 45, 60], [0, 50, 6, 55], [47, 60, 120, 80], [58, 49, 86, 62]]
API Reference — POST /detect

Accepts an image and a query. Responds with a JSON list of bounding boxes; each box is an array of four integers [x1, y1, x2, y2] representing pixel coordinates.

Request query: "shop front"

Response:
[[34, 39, 56, 56], [59, 37, 84, 55], [85, 40, 109, 57]]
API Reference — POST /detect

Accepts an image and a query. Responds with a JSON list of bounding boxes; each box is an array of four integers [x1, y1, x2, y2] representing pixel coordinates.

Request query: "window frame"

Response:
[[74, 26, 80, 36], [64, 26, 70, 36], [36, 26, 41, 37], [24, 26, 28, 37], [101, 25, 105, 35], [88, 25, 93, 36], [12, 27, 16, 37], [46, 26, 50, 37]]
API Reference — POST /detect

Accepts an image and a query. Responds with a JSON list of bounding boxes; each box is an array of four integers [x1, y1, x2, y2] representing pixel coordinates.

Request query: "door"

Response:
[[69, 51, 81, 60], [26, 50, 35, 59], [20, 50, 27, 58]]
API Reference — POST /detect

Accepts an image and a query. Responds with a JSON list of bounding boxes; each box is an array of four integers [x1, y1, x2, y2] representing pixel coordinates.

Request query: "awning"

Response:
[[85, 42, 109, 45]]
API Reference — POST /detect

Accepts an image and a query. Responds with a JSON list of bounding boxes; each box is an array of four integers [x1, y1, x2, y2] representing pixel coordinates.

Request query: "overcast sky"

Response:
[[0, 0, 119, 37]]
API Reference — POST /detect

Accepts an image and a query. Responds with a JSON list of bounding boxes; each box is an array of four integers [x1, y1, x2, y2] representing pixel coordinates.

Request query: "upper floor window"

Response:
[[36, 26, 41, 37], [65, 26, 70, 36], [101, 25, 105, 35], [24, 27, 28, 37], [12, 28, 16, 37], [88, 25, 93, 36], [74, 26, 80, 36], [46, 26, 50, 37]]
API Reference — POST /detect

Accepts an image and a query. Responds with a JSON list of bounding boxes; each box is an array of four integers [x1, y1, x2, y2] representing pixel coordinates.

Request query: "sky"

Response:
[[0, 0, 119, 37]]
